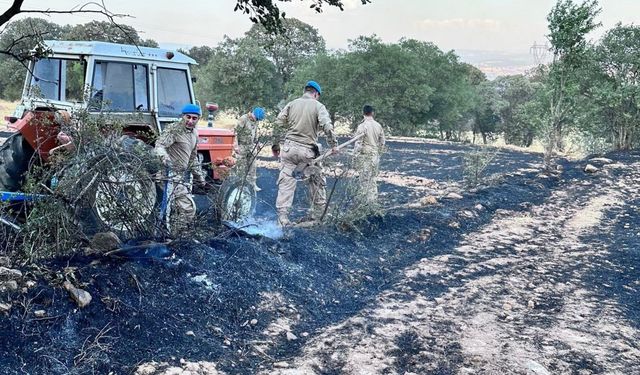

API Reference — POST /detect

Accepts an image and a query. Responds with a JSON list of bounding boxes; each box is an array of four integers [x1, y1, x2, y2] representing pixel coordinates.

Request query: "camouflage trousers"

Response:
[[236, 146, 257, 187], [164, 174, 196, 236], [276, 140, 326, 219], [354, 151, 380, 206]]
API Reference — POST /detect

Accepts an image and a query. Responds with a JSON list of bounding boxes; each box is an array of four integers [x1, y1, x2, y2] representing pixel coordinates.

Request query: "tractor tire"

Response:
[[216, 175, 256, 222], [0, 134, 35, 192], [71, 156, 158, 239]]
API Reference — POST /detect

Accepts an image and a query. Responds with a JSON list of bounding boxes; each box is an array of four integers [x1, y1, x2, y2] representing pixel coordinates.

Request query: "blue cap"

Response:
[[181, 103, 201, 116], [305, 80, 322, 95], [253, 107, 266, 121]]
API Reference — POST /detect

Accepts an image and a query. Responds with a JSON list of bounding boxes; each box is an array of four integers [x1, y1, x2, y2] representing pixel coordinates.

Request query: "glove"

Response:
[[271, 144, 281, 158]]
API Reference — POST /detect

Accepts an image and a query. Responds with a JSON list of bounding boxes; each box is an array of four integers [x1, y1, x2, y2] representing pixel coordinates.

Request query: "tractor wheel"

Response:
[[217, 175, 256, 222], [74, 160, 158, 239], [0, 134, 35, 191]]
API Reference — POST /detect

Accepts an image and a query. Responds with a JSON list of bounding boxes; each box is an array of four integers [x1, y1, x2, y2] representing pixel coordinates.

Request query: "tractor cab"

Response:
[[16, 40, 197, 134], [0, 41, 255, 236]]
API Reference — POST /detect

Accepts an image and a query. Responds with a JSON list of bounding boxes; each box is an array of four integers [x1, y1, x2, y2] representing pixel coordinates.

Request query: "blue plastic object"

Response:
[[0, 191, 46, 202]]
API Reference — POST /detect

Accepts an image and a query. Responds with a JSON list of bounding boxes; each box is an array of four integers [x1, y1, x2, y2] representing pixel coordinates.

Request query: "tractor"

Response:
[[0, 40, 256, 236]]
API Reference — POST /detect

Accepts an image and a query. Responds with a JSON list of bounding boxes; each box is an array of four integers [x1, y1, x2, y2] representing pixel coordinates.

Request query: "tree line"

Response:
[[2, 0, 639, 155]]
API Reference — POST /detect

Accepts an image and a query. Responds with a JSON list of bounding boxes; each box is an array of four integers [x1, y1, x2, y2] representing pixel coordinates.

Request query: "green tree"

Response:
[[183, 46, 215, 66], [245, 18, 326, 90], [0, 17, 66, 100], [288, 36, 481, 138], [575, 24, 640, 150], [493, 75, 538, 146], [194, 37, 280, 114], [544, 0, 601, 165], [63, 21, 158, 47], [472, 81, 505, 144]]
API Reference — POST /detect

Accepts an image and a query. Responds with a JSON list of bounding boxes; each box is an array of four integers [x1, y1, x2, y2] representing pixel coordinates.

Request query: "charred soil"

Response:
[[1, 140, 639, 374]]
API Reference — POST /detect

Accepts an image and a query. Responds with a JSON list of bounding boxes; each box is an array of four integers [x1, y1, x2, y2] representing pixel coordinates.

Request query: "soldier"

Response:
[[235, 107, 265, 192], [155, 103, 207, 234], [273, 80, 337, 226], [353, 104, 385, 207]]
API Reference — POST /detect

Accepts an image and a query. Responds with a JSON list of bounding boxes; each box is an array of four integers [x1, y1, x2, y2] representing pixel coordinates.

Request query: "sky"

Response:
[[9, 0, 640, 55]]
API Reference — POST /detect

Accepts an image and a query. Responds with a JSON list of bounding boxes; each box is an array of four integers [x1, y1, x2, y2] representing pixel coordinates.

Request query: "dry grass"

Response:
[[0, 100, 18, 129]]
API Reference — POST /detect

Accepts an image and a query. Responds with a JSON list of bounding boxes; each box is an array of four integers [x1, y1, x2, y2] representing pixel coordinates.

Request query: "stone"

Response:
[[420, 195, 438, 205], [301, 332, 309, 337], [34, 310, 46, 318], [503, 303, 513, 311], [0, 302, 10, 312], [528, 300, 535, 309], [448, 221, 460, 229], [0, 267, 22, 280], [25, 280, 36, 288], [589, 157, 613, 164], [526, 360, 551, 375], [445, 192, 463, 200], [186, 331, 195, 337], [584, 164, 599, 173], [135, 363, 158, 375], [250, 319, 258, 326], [90, 232, 122, 253], [273, 361, 289, 368], [460, 210, 475, 219], [286, 331, 297, 341], [474, 204, 484, 211], [0, 280, 18, 292], [63, 281, 92, 308]]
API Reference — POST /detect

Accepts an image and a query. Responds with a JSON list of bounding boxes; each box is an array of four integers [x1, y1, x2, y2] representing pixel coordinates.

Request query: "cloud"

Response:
[[418, 18, 502, 31]]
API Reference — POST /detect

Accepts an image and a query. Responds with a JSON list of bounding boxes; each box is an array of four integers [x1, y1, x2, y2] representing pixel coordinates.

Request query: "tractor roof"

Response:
[[43, 40, 197, 65]]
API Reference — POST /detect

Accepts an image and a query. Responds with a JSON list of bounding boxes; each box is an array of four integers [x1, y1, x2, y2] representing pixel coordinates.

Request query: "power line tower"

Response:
[[530, 41, 549, 65]]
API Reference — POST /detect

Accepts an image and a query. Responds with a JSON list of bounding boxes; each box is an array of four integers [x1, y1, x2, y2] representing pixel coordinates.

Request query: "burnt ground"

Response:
[[1, 138, 639, 375]]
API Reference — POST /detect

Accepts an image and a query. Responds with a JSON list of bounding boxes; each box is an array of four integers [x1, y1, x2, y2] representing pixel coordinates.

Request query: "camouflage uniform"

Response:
[[275, 92, 337, 223], [353, 117, 385, 205], [234, 113, 259, 188], [155, 120, 206, 234]]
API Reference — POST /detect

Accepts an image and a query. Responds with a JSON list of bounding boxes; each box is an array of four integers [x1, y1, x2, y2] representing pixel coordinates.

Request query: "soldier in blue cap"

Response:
[[155, 103, 206, 234], [234, 107, 266, 192], [273, 80, 337, 226]]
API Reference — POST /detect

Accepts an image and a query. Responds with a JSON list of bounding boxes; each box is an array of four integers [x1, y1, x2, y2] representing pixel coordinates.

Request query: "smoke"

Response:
[[223, 217, 284, 240]]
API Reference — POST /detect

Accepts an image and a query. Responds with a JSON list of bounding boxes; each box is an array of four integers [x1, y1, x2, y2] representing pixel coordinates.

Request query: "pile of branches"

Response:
[[1, 111, 164, 261]]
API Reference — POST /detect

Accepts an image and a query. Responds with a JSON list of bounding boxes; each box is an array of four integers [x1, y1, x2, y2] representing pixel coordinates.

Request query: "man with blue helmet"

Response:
[[155, 103, 206, 234], [234, 107, 266, 191], [273, 80, 337, 226]]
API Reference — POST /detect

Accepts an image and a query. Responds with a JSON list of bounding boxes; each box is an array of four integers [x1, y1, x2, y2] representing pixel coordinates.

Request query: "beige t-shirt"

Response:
[[276, 93, 337, 148], [354, 117, 385, 154]]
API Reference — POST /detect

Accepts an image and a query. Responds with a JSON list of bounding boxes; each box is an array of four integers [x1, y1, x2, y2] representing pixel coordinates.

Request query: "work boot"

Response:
[[277, 213, 290, 227]]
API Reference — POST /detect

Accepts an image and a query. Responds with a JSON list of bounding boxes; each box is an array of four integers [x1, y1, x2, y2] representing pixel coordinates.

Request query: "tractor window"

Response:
[[90, 61, 149, 112], [65, 60, 85, 103], [29, 58, 85, 102], [30, 59, 62, 100], [157, 68, 191, 117]]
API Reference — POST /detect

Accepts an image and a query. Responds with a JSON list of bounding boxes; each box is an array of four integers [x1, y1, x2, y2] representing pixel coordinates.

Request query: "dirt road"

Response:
[[1, 140, 638, 375], [267, 156, 640, 375]]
